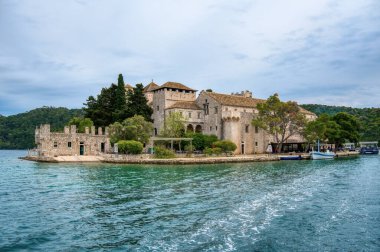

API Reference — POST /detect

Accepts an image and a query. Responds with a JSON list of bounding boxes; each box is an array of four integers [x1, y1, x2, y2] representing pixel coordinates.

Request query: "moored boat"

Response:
[[280, 155, 302, 160], [310, 139, 336, 160], [359, 142, 379, 155], [310, 150, 335, 160]]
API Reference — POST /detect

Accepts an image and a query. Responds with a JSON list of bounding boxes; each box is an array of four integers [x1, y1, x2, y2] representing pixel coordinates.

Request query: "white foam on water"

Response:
[[139, 169, 330, 251]]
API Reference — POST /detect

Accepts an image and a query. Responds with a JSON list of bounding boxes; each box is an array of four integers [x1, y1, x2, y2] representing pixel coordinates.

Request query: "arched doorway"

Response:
[[187, 124, 194, 132], [195, 125, 202, 133]]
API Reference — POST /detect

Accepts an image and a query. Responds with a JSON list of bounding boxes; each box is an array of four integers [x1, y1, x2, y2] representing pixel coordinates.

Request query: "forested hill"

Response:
[[0, 107, 83, 149], [301, 104, 380, 142]]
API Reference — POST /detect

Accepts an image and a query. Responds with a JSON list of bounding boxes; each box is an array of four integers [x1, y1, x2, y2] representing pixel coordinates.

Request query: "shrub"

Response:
[[204, 147, 222, 156], [213, 140, 237, 153], [185, 133, 218, 150], [117, 140, 143, 154], [154, 146, 176, 159]]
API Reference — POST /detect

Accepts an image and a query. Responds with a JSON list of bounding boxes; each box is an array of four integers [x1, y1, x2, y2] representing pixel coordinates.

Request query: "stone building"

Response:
[[146, 82, 317, 154], [35, 124, 111, 157], [34, 81, 316, 157]]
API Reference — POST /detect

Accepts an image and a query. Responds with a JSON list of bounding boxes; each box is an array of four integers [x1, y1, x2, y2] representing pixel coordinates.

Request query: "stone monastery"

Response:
[[35, 81, 316, 157]]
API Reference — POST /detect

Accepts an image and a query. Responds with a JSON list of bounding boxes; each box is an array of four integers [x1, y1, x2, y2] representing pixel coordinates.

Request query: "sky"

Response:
[[1, 0, 380, 116]]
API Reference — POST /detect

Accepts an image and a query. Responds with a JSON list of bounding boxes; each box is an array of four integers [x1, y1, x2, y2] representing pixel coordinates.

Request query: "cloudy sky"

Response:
[[1, 0, 379, 115]]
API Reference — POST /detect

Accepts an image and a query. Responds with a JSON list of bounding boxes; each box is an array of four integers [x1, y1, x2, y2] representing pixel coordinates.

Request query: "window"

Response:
[[154, 128, 158, 136], [204, 104, 209, 115], [214, 107, 218, 114], [245, 125, 249, 133], [157, 105, 159, 111], [215, 126, 218, 131], [255, 126, 259, 133], [53, 142, 58, 148], [188, 112, 192, 118], [225, 107, 228, 111], [179, 111, 183, 116], [198, 112, 201, 119], [210, 126, 212, 131], [255, 142, 258, 147], [68, 142, 72, 148]]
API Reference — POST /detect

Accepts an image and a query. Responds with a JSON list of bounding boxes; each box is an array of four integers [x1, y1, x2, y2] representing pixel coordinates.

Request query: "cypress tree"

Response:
[[126, 83, 153, 121]]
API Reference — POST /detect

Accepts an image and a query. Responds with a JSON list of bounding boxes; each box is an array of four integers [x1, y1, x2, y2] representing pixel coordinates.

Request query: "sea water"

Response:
[[0, 150, 379, 251]]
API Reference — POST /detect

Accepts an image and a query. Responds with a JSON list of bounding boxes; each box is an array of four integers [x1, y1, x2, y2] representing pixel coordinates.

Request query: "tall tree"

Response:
[[84, 74, 131, 127], [126, 84, 153, 121], [113, 74, 128, 121], [252, 93, 307, 153], [303, 112, 361, 148], [108, 115, 153, 144], [160, 112, 186, 137], [84, 84, 118, 127], [332, 112, 361, 145]]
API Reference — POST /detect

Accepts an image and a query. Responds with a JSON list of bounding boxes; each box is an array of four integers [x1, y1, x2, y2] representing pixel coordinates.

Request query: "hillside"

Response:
[[0, 107, 84, 149], [301, 104, 380, 142]]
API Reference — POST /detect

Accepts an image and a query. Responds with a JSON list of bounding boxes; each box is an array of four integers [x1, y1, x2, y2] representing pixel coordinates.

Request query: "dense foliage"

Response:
[[301, 104, 380, 142], [154, 146, 176, 159], [252, 93, 307, 152], [126, 84, 153, 122], [185, 132, 218, 151], [303, 112, 361, 146], [66, 117, 94, 133], [0, 107, 83, 149], [84, 74, 128, 127], [213, 140, 237, 154], [84, 75, 153, 127], [117, 140, 143, 154], [204, 147, 222, 156], [108, 115, 153, 144], [160, 112, 186, 137]]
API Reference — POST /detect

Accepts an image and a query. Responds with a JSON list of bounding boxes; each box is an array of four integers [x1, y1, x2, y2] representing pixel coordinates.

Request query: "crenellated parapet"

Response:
[[34, 124, 111, 157]]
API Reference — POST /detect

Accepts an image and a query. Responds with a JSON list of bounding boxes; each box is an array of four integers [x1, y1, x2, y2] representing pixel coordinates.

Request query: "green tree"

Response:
[[83, 74, 131, 127], [117, 140, 143, 154], [161, 112, 186, 137], [185, 132, 218, 150], [252, 93, 307, 153], [213, 140, 237, 154], [126, 83, 153, 121], [67, 117, 94, 133], [83, 84, 118, 127], [331, 112, 361, 146], [113, 74, 128, 121], [109, 115, 153, 144]]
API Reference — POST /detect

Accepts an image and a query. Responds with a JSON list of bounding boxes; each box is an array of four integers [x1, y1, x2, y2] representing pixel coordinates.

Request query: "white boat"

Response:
[[310, 140, 335, 160]]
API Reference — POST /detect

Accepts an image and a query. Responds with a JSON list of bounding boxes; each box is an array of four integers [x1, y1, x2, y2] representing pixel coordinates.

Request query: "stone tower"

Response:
[[151, 82, 197, 135]]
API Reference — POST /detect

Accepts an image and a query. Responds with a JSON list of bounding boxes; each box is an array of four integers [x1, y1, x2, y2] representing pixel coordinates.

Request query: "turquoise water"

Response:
[[0, 150, 379, 251]]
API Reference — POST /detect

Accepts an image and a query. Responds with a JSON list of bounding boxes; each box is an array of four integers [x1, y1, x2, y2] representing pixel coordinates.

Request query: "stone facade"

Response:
[[147, 84, 317, 154], [35, 124, 111, 157], [34, 81, 316, 157]]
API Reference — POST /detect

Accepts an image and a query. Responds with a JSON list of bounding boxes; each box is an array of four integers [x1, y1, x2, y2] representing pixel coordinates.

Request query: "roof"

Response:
[[143, 82, 159, 92], [299, 107, 317, 116], [204, 91, 316, 116], [152, 81, 196, 91], [166, 101, 202, 110], [205, 91, 265, 108], [125, 84, 133, 91]]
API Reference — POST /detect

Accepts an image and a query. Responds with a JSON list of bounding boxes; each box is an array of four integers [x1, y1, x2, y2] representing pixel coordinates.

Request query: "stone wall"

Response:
[[35, 124, 111, 157]]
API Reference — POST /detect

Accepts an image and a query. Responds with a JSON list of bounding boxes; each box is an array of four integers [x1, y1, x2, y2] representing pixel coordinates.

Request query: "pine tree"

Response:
[[126, 83, 153, 121]]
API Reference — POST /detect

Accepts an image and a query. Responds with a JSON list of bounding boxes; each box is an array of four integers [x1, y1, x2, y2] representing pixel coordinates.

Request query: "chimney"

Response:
[[243, 90, 252, 98]]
